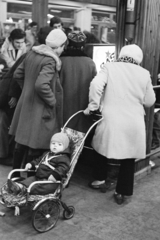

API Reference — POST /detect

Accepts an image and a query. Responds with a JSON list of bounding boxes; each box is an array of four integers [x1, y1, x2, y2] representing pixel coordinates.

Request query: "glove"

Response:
[[25, 163, 32, 170]]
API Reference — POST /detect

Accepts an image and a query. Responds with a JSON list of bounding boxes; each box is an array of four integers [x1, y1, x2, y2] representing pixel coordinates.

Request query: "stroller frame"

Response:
[[0, 110, 103, 233]]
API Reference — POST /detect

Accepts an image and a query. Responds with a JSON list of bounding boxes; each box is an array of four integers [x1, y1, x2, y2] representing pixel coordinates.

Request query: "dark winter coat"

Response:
[[21, 148, 71, 195], [60, 49, 97, 132], [0, 54, 26, 109], [31, 148, 71, 180], [0, 54, 26, 158], [9, 45, 63, 149]]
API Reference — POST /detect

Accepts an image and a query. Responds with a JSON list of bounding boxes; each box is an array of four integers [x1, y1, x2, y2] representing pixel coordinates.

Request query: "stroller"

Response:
[[0, 110, 102, 233]]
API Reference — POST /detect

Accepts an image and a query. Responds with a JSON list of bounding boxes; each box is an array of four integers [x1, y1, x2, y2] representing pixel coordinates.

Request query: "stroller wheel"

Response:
[[63, 206, 75, 220], [32, 199, 60, 233]]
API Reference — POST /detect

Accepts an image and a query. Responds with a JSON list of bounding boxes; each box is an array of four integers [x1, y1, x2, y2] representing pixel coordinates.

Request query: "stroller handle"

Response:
[[62, 110, 102, 131]]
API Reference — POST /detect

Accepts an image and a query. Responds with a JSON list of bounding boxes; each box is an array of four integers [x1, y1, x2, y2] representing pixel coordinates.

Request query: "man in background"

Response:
[[50, 16, 63, 30]]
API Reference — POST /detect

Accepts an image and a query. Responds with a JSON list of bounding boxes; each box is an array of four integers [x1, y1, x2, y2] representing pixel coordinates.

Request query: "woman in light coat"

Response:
[[84, 44, 156, 204]]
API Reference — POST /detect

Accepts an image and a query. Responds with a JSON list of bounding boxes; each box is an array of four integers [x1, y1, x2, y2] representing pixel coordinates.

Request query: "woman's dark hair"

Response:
[[37, 26, 52, 44], [9, 28, 26, 41]]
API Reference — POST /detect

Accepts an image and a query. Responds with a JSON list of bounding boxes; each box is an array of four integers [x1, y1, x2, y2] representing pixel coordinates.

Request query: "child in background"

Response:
[[8, 132, 71, 195]]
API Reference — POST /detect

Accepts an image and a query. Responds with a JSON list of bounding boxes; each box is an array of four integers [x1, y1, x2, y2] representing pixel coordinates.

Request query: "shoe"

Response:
[[88, 180, 112, 193], [7, 179, 21, 194], [101, 179, 117, 192], [88, 180, 105, 189], [114, 192, 125, 205], [89, 180, 105, 188], [149, 160, 156, 168]]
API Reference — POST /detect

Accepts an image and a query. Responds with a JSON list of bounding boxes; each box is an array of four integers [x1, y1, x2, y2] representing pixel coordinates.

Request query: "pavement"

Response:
[[0, 151, 160, 240]]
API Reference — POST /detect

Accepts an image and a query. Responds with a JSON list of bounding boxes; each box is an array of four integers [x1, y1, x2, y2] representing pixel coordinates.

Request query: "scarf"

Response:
[[116, 56, 139, 65]]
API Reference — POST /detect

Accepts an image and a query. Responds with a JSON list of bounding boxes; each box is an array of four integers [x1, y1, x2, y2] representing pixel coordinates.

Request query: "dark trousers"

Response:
[[92, 150, 135, 196], [20, 176, 59, 195]]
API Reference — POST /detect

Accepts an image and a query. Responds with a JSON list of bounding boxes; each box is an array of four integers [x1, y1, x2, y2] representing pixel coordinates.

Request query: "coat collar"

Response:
[[6, 38, 15, 51], [32, 44, 62, 71], [61, 48, 88, 57]]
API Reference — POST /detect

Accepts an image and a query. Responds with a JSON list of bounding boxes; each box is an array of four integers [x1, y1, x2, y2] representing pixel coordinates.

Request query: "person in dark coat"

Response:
[[0, 54, 26, 161], [9, 29, 67, 172], [0, 26, 53, 164], [8, 132, 71, 195], [60, 31, 97, 132]]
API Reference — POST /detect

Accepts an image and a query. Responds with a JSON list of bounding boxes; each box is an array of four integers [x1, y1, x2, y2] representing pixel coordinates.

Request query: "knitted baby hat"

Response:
[[119, 44, 143, 64], [68, 31, 86, 47], [45, 29, 67, 48], [51, 132, 69, 150]]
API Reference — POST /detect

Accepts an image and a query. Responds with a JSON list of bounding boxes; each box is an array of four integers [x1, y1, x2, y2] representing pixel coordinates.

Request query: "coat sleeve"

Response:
[[8, 78, 21, 99], [13, 60, 25, 89], [51, 155, 70, 181], [35, 60, 57, 107], [31, 152, 47, 168], [143, 75, 156, 107], [88, 64, 108, 111]]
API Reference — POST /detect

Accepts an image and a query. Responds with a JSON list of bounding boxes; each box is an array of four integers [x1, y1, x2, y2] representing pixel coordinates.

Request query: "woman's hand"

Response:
[[83, 108, 90, 115]]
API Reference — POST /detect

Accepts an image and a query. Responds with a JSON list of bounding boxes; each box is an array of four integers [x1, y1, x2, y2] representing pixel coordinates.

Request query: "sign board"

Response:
[[92, 45, 115, 73]]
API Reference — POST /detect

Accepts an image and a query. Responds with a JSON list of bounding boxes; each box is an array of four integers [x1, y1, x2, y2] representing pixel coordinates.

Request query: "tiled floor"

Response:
[[0, 156, 160, 240]]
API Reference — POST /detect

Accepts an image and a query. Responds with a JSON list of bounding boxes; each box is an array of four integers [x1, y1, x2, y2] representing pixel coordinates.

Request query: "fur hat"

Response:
[[51, 132, 69, 150], [68, 31, 86, 47], [45, 29, 67, 48], [119, 44, 143, 64]]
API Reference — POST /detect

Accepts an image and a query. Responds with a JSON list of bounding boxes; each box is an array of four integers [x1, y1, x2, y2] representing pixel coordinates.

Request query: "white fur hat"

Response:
[[119, 44, 143, 64], [45, 29, 67, 48]]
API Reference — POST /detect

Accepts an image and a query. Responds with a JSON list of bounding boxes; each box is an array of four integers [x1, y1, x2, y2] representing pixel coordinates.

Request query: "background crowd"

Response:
[[0, 16, 156, 205]]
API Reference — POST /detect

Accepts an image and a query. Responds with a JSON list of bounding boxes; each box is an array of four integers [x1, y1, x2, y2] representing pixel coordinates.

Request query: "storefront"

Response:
[[0, 0, 116, 43]]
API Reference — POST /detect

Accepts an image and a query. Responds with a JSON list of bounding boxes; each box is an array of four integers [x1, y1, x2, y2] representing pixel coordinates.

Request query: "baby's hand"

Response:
[[25, 163, 32, 170], [48, 175, 56, 183]]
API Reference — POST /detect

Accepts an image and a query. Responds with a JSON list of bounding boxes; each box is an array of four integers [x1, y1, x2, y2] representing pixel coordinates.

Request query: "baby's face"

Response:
[[50, 139, 64, 153]]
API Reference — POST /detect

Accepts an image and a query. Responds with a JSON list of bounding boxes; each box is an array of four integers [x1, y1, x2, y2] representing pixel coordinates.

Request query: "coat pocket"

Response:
[[42, 105, 54, 120]]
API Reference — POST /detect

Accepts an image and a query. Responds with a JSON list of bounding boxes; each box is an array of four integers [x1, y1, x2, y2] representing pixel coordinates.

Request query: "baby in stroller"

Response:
[[8, 132, 71, 196], [1, 110, 102, 233]]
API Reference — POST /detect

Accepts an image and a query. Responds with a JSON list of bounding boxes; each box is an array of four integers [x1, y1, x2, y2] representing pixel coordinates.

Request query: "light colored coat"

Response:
[[9, 45, 63, 149], [88, 62, 156, 159], [1, 38, 26, 68]]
